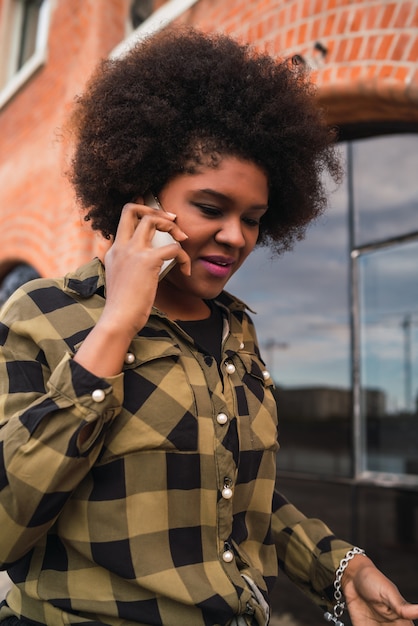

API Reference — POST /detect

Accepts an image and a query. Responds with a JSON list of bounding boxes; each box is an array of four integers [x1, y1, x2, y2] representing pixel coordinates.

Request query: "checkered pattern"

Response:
[[0, 259, 351, 625]]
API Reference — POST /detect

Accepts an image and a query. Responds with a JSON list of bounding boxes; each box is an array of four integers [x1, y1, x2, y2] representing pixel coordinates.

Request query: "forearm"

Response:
[[0, 353, 123, 567], [272, 491, 352, 607], [73, 316, 134, 377]]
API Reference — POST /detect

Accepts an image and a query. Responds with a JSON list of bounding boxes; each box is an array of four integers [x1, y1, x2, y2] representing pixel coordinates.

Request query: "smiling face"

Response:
[[154, 156, 269, 319]]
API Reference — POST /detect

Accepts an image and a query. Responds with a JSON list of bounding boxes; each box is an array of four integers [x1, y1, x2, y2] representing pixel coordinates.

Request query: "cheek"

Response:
[[177, 222, 209, 253]]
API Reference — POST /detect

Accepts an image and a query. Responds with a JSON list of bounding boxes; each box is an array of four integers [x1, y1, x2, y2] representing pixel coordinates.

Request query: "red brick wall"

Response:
[[0, 0, 417, 279], [177, 0, 418, 125], [0, 0, 129, 279]]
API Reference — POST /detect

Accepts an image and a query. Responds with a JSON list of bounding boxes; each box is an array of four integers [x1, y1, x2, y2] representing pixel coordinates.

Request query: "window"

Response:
[[129, 0, 154, 31], [359, 241, 418, 478], [228, 133, 418, 485], [0, 0, 51, 108], [350, 134, 418, 484], [352, 134, 418, 247]]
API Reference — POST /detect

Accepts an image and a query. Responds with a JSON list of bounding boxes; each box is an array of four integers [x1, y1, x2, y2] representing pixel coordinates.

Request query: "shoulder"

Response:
[[1, 258, 105, 317], [0, 259, 105, 352]]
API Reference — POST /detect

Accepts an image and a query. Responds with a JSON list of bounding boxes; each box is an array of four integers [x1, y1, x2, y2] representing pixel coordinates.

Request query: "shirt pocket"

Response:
[[232, 352, 279, 452], [94, 337, 198, 456]]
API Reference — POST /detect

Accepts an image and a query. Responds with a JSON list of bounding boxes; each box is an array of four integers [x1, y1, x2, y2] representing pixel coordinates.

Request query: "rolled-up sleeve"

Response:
[[0, 303, 123, 568], [271, 490, 352, 609]]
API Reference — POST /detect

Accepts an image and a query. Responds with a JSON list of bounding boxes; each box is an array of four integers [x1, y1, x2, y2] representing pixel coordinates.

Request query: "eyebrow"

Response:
[[197, 188, 269, 211]]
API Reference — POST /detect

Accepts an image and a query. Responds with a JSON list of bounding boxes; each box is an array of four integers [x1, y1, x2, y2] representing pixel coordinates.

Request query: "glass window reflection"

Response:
[[228, 167, 351, 477], [228, 133, 418, 483], [353, 134, 418, 247], [359, 240, 418, 476]]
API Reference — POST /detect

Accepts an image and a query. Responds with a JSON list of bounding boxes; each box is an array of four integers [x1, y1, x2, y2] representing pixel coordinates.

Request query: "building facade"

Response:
[[0, 0, 417, 623]]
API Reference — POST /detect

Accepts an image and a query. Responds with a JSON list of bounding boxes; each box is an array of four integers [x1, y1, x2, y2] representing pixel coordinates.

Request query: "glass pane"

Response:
[[18, 0, 43, 69], [228, 163, 351, 476], [353, 134, 418, 247], [359, 240, 418, 476]]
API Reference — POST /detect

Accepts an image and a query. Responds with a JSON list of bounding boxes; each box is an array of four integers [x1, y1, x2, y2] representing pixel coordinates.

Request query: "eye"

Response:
[[242, 216, 261, 227], [194, 203, 222, 218]]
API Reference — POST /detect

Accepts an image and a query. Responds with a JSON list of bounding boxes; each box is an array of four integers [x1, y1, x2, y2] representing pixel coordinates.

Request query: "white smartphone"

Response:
[[143, 191, 177, 280]]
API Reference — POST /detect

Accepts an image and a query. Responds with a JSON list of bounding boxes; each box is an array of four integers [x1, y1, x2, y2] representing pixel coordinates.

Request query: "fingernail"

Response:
[[166, 212, 177, 219]]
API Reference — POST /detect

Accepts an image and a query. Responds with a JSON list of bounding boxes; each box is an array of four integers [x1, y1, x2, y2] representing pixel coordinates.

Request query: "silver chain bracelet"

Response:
[[324, 547, 366, 626]]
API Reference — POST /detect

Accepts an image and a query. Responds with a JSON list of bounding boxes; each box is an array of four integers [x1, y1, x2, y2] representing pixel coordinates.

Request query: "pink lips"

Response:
[[200, 255, 236, 278]]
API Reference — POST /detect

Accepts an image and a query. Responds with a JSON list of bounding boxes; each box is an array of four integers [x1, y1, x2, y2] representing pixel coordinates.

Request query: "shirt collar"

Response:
[[63, 257, 106, 298], [62, 257, 255, 315], [214, 290, 256, 314]]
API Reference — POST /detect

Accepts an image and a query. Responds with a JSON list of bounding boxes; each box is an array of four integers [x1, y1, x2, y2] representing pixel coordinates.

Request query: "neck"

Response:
[[154, 288, 211, 321]]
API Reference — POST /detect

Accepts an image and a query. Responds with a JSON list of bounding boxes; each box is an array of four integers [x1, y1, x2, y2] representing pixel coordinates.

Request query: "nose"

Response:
[[214, 217, 246, 249]]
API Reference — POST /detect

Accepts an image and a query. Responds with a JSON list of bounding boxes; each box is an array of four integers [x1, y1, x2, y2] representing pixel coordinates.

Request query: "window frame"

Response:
[[348, 136, 418, 489], [0, 0, 52, 110]]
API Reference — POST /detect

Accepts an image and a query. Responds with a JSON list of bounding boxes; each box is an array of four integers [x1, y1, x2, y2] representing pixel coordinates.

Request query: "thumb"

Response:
[[397, 602, 418, 621]]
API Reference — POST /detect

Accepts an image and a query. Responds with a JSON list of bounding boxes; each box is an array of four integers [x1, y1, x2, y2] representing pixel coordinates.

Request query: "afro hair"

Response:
[[68, 26, 341, 254]]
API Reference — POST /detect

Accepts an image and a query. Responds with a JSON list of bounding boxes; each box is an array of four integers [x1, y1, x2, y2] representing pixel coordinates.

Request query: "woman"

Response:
[[0, 27, 417, 626]]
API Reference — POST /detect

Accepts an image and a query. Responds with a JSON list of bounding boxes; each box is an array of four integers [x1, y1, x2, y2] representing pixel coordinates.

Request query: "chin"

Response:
[[168, 272, 228, 299]]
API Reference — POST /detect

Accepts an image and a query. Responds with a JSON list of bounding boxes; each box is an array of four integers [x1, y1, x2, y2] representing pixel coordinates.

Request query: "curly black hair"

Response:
[[68, 26, 341, 254]]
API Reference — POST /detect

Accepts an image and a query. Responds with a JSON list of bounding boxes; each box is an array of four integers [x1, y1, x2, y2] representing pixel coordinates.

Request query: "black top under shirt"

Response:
[[176, 300, 223, 365]]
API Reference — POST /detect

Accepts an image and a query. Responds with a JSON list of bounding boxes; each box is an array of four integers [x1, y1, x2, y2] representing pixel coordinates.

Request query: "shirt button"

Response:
[[225, 361, 235, 375], [222, 549, 234, 563], [216, 413, 228, 425], [91, 389, 105, 403], [239, 342, 245, 350], [262, 369, 270, 380], [222, 485, 233, 499], [222, 477, 233, 499], [124, 352, 135, 364]]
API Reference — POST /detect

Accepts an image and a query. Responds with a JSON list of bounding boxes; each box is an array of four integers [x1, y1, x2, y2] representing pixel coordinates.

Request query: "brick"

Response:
[[349, 36, 364, 61], [311, 17, 321, 40], [365, 4, 382, 30], [380, 2, 398, 28], [323, 12, 337, 37], [378, 64, 395, 79], [376, 34, 396, 59], [393, 66, 410, 82], [351, 6, 367, 32], [363, 34, 380, 59], [392, 33, 412, 61], [286, 27, 296, 48], [336, 38, 350, 63], [393, 1, 413, 28], [349, 65, 364, 82], [407, 36, 418, 62]]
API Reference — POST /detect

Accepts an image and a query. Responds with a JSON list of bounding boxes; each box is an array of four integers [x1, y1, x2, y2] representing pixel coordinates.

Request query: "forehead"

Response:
[[186, 152, 267, 181], [162, 155, 269, 205]]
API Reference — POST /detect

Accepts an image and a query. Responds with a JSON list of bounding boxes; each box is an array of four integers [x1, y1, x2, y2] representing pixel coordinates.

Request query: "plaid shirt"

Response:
[[0, 258, 352, 626]]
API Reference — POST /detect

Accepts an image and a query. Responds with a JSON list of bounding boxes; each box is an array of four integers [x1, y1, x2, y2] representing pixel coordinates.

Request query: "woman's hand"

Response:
[[342, 555, 418, 625], [102, 200, 190, 338], [74, 200, 190, 377]]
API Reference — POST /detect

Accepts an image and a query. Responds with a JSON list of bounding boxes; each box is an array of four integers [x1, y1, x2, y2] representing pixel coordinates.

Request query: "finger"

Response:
[[173, 246, 191, 276], [115, 202, 178, 243], [159, 244, 191, 278], [132, 213, 188, 245], [398, 603, 418, 620], [380, 585, 418, 621], [113, 203, 143, 242]]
